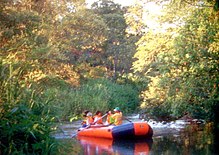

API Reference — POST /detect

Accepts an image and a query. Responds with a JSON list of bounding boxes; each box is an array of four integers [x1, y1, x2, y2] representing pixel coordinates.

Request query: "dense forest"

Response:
[[0, 0, 218, 154]]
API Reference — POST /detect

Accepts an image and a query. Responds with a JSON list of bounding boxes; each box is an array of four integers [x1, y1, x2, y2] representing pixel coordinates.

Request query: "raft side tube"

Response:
[[134, 122, 153, 138], [133, 122, 149, 136], [78, 126, 113, 139], [112, 123, 135, 139]]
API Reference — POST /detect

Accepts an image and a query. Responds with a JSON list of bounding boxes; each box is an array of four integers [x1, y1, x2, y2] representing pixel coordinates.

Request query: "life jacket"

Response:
[[94, 115, 103, 124], [111, 112, 122, 126], [86, 116, 94, 125], [106, 114, 115, 125]]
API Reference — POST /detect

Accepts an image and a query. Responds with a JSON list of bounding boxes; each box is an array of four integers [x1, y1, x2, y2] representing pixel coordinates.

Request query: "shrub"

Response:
[[58, 78, 140, 120]]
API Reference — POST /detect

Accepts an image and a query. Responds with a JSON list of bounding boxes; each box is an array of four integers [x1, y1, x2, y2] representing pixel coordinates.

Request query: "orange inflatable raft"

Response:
[[77, 122, 153, 139]]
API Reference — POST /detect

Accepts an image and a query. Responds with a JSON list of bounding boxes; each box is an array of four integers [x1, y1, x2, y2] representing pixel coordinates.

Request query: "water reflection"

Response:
[[77, 136, 153, 155], [151, 124, 217, 155], [73, 125, 217, 155]]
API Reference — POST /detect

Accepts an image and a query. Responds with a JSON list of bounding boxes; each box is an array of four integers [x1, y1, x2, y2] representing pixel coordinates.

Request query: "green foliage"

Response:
[[0, 3, 141, 154], [91, 0, 136, 79], [57, 78, 140, 120], [117, 73, 150, 92], [134, 1, 219, 122], [146, 104, 172, 121], [0, 1, 75, 153], [164, 8, 219, 120], [0, 61, 57, 154], [125, 2, 145, 35], [61, 9, 108, 51], [0, 104, 56, 154]]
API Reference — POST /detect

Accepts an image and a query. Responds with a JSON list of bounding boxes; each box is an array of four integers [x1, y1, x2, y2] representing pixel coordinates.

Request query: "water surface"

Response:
[[53, 115, 218, 155]]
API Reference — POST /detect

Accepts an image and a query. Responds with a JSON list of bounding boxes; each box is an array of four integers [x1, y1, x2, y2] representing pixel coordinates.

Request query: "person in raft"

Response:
[[111, 107, 123, 126], [86, 111, 94, 126], [81, 110, 89, 127], [81, 111, 94, 127], [93, 111, 103, 125], [105, 110, 114, 125]]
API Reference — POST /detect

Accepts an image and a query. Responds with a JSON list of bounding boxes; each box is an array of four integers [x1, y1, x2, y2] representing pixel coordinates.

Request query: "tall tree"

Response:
[[91, 0, 137, 79]]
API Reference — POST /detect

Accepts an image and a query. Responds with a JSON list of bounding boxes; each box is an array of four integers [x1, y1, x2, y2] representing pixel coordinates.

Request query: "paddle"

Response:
[[72, 113, 108, 138], [123, 116, 132, 123]]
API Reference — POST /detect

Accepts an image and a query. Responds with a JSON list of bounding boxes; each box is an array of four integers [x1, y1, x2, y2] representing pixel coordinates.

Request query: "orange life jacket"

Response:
[[86, 116, 94, 125], [94, 115, 103, 124]]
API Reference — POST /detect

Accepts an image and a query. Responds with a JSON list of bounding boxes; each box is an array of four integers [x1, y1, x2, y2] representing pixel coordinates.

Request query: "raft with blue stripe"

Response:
[[77, 122, 153, 139]]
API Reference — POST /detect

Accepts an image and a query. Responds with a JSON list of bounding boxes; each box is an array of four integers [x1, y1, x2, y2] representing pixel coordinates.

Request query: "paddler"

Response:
[[93, 111, 103, 125], [86, 111, 94, 126], [81, 110, 94, 127], [105, 110, 114, 125], [111, 107, 123, 126], [81, 110, 89, 127]]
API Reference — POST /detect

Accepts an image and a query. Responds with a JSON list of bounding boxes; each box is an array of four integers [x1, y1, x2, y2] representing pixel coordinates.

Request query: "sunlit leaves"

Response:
[[133, 30, 174, 74], [125, 2, 145, 35], [61, 9, 107, 50], [209, 32, 219, 54], [133, 0, 219, 119]]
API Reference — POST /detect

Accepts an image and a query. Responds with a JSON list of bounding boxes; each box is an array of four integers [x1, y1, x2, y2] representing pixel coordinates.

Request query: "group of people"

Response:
[[81, 107, 123, 127]]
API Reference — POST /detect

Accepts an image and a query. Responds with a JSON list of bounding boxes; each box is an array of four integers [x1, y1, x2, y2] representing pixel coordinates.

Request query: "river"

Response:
[[53, 114, 218, 155]]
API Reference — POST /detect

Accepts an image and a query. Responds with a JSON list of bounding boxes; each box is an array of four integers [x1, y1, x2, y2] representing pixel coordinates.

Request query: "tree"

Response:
[[133, 0, 219, 120], [91, 0, 137, 80], [124, 0, 146, 35]]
